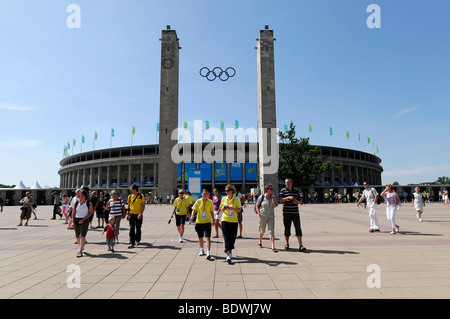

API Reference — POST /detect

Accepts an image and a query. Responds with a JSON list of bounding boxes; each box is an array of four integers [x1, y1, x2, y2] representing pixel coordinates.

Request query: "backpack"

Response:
[[370, 188, 381, 205], [254, 194, 265, 214]]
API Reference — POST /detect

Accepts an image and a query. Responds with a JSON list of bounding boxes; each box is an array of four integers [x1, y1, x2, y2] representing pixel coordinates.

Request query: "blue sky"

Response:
[[1, 0, 449, 187]]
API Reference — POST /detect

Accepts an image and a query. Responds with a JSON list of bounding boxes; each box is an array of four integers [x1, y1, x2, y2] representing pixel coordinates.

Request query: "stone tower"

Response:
[[158, 25, 180, 196], [257, 25, 279, 196]]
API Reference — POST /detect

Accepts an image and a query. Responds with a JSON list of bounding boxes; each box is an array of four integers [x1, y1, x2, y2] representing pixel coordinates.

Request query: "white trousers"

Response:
[[386, 205, 397, 229], [368, 204, 380, 230]]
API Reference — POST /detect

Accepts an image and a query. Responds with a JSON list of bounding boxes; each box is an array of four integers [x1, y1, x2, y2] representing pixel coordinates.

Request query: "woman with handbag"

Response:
[[381, 184, 402, 234]]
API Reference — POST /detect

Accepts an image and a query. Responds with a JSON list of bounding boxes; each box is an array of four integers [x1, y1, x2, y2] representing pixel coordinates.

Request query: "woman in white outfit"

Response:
[[381, 184, 401, 234], [412, 187, 425, 222], [443, 191, 449, 207]]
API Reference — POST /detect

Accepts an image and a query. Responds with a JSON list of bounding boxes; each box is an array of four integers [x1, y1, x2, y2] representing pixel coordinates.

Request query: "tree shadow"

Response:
[[0, 227, 18, 230]]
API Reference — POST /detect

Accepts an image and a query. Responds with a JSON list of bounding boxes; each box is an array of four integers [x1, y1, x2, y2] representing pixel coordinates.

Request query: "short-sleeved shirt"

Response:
[[413, 192, 423, 204], [108, 198, 125, 217], [362, 188, 378, 206], [186, 195, 194, 207], [279, 187, 301, 214], [220, 196, 241, 223], [21, 196, 35, 208], [173, 197, 189, 215], [127, 194, 145, 215], [192, 198, 214, 224], [257, 194, 275, 218], [384, 192, 398, 207]]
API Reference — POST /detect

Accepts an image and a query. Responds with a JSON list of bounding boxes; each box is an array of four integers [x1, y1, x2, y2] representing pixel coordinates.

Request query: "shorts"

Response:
[[414, 204, 424, 212], [213, 210, 222, 220], [175, 214, 187, 226], [195, 223, 212, 238], [74, 217, 89, 238], [237, 211, 243, 223], [282, 213, 302, 237], [258, 215, 275, 234], [110, 215, 122, 235], [20, 207, 32, 220]]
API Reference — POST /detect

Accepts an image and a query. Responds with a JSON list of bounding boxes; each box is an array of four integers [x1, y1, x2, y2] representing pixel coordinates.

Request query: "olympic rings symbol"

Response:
[[199, 67, 236, 81]]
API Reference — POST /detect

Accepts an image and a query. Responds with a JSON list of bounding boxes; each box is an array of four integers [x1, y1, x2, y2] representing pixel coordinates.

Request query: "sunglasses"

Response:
[[266, 188, 273, 190], [225, 189, 232, 192]]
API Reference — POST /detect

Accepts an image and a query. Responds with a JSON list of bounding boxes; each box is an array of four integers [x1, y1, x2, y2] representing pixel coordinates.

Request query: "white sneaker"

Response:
[[390, 231, 396, 235], [199, 249, 204, 256], [226, 256, 232, 263], [419, 217, 423, 222]]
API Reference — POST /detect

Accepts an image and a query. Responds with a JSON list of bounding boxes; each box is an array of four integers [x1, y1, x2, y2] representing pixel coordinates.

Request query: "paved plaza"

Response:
[[1, 201, 450, 300]]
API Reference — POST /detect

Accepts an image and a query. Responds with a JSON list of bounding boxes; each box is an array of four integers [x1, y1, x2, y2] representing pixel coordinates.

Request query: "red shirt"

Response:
[[105, 224, 116, 239]]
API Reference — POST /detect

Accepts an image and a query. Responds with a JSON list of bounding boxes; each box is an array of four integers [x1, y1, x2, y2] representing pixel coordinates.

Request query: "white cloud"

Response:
[[0, 103, 33, 111], [0, 139, 41, 148], [393, 107, 419, 119], [383, 165, 448, 177]]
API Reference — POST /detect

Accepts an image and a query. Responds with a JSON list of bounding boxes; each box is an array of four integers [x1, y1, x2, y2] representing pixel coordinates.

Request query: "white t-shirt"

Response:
[[363, 188, 378, 206], [75, 201, 89, 218]]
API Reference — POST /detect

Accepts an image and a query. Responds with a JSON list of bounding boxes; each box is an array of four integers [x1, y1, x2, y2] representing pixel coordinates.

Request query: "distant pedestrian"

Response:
[[186, 191, 194, 224], [71, 190, 93, 257], [171, 189, 189, 242], [256, 184, 278, 252], [18, 191, 35, 226], [89, 191, 98, 229], [190, 189, 214, 259], [279, 178, 306, 252], [381, 184, 401, 234], [212, 188, 222, 238], [237, 192, 246, 238], [62, 194, 70, 224], [96, 191, 106, 228], [219, 184, 242, 263], [102, 216, 117, 252], [356, 181, 380, 232], [413, 187, 425, 222], [0, 197, 3, 212], [443, 191, 449, 207], [51, 191, 63, 220]]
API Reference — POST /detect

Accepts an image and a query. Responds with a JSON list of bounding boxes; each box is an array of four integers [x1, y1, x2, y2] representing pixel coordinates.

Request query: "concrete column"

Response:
[[106, 166, 110, 188], [140, 162, 144, 186], [257, 25, 279, 196], [157, 25, 180, 197], [117, 165, 121, 187], [128, 164, 132, 186], [153, 162, 157, 187]]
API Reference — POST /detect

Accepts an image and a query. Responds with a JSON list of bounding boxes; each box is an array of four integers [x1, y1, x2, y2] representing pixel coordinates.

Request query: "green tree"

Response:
[[436, 176, 450, 185], [278, 121, 342, 186]]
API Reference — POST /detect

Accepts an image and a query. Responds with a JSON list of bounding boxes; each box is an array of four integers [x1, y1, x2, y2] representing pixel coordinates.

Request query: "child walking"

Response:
[[102, 216, 116, 252]]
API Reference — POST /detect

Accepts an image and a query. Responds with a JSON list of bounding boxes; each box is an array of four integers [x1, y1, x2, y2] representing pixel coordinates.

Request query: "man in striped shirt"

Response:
[[279, 178, 306, 252], [106, 190, 125, 244]]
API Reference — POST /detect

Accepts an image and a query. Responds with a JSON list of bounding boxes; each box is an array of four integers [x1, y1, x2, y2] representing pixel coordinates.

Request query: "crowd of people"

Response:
[[5, 179, 446, 261]]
